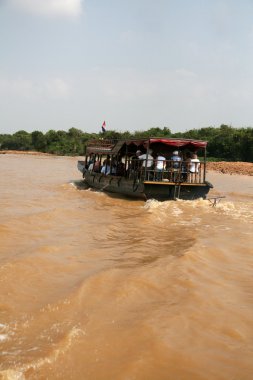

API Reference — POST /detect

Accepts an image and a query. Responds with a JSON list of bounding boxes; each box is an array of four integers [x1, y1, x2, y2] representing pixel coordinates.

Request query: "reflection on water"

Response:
[[0, 155, 252, 380]]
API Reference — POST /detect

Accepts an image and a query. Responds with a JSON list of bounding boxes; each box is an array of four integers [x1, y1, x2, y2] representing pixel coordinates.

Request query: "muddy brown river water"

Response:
[[0, 154, 252, 380]]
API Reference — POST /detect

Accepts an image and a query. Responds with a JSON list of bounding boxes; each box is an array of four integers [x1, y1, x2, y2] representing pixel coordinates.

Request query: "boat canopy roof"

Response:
[[148, 138, 207, 148], [86, 137, 207, 155]]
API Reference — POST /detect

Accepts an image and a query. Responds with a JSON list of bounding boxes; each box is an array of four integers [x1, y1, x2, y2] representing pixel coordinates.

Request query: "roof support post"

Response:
[[203, 147, 207, 181], [144, 140, 150, 180]]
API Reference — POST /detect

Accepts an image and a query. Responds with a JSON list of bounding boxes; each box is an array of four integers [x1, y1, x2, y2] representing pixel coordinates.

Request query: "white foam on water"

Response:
[[215, 201, 253, 222], [0, 333, 8, 342], [171, 205, 184, 217], [26, 325, 85, 370], [0, 370, 25, 380], [144, 199, 161, 208], [145, 196, 253, 224], [68, 182, 77, 188], [0, 324, 11, 342], [144, 199, 175, 211], [0, 326, 85, 380]]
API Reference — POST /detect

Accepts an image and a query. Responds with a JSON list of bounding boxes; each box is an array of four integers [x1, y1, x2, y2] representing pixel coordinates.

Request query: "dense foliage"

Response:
[[0, 125, 252, 162]]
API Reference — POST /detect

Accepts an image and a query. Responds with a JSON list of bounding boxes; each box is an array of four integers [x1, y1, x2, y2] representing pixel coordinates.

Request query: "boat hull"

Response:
[[143, 181, 212, 201], [83, 171, 146, 200], [80, 166, 212, 201]]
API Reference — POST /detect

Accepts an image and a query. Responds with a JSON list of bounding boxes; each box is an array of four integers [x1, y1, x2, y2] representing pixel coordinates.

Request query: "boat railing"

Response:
[[128, 159, 206, 184], [87, 157, 206, 184]]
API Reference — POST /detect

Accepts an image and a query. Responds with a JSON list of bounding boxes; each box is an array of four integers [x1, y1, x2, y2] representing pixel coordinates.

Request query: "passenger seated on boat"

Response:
[[110, 158, 117, 175], [93, 160, 100, 173], [154, 152, 166, 181], [110, 165, 117, 175], [101, 159, 111, 175], [88, 162, 94, 171], [116, 159, 125, 176], [85, 153, 95, 169], [101, 165, 110, 175]]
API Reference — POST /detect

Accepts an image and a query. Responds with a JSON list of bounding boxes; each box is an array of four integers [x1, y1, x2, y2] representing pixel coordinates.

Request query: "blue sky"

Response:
[[1, 0, 253, 134]]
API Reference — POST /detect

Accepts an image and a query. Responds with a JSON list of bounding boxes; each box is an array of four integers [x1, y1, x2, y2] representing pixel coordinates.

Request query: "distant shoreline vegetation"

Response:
[[0, 125, 252, 162]]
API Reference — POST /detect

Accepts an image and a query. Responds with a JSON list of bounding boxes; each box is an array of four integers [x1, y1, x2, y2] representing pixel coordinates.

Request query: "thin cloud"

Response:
[[8, 0, 83, 18], [0, 77, 70, 100], [44, 78, 70, 99]]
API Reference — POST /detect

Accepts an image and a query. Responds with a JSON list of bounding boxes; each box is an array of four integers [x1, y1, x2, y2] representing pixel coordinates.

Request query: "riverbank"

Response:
[[206, 161, 253, 176], [0, 150, 53, 156], [1, 150, 252, 176]]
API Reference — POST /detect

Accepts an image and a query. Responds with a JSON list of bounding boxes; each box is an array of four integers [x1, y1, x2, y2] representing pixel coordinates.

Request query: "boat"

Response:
[[77, 137, 213, 201]]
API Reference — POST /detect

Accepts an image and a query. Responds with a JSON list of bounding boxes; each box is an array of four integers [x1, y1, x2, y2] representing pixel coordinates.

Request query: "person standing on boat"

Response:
[[190, 153, 200, 173], [138, 149, 153, 168], [129, 150, 142, 178], [155, 153, 166, 181], [138, 149, 154, 180], [170, 150, 181, 168], [132, 150, 142, 169], [189, 153, 200, 183], [181, 151, 191, 181], [169, 150, 182, 181]]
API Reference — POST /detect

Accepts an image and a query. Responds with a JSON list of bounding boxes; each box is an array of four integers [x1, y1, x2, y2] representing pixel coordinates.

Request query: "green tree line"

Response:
[[0, 125, 252, 162]]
